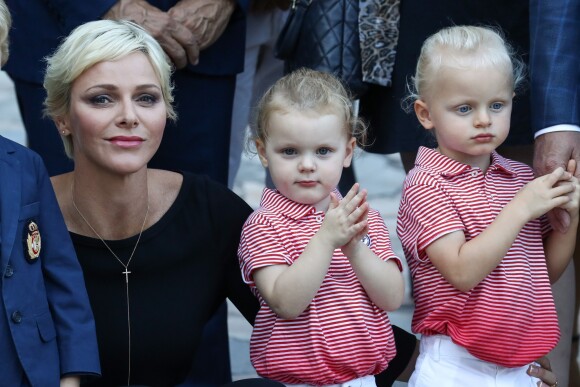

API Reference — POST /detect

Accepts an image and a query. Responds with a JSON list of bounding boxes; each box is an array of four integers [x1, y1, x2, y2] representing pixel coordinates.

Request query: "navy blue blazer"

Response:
[[0, 136, 100, 386], [530, 0, 580, 131], [4, 0, 249, 84]]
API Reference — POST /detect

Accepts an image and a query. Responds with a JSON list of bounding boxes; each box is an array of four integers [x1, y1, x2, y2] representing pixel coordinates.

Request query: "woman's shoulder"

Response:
[[149, 169, 183, 197], [153, 170, 253, 217]]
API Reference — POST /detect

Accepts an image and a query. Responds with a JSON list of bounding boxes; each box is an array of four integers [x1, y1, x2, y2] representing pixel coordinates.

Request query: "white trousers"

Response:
[[285, 374, 376, 387], [409, 335, 540, 387]]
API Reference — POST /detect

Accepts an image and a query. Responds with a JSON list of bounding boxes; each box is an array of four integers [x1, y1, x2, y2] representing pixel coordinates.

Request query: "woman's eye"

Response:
[[90, 95, 112, 105], [490, 102, 504, 111], [137, 94, 158, 105]]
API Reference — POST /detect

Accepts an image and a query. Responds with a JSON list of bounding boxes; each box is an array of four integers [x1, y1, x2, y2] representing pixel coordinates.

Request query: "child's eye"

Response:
[[490, 102, 504, 111], [317, 147, 332, 156], [282, 148, 296, 156], [456, 105, 471, 114]]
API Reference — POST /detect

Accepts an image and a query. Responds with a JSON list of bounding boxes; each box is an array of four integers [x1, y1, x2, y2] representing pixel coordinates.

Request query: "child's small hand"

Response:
[[513, 167, 575, 221], [319, 183, 368, 249], [341, 198, 370, 257]]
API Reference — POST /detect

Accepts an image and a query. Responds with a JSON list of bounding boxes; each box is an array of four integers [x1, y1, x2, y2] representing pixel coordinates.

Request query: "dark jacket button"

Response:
[[4, 264, 14, 278], [11, 311, 22, 324]]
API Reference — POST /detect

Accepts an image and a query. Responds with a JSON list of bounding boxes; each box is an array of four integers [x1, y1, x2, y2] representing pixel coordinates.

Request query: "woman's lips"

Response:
[[109, 136, 144, 148]]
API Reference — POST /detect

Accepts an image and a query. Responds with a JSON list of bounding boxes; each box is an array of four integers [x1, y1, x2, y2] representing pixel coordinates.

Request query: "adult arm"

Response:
[[105, 0, 247, 70], [103, 0, 199, 69], [168, 0, 236, 51], [208, 177, 260, 323], [543, 161, 580, 282], [35, 154, 101, 377], [530, 0, 580, 231]]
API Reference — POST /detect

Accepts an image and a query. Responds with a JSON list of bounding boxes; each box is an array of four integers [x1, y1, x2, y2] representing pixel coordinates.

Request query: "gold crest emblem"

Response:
[[26, 221, 41, 261]]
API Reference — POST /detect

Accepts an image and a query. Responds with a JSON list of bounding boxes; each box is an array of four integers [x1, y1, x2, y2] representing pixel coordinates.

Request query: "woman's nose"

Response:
[[118, 101, 139, 128]]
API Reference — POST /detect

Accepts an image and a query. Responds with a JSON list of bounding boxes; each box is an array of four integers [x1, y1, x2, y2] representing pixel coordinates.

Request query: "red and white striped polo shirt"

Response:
[[397, 147, 559, 368], [238, 188, 402, 385]]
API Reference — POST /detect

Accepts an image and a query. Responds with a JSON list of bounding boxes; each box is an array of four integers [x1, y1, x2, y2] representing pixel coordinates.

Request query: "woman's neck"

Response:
[[69, 168, 150, 240]]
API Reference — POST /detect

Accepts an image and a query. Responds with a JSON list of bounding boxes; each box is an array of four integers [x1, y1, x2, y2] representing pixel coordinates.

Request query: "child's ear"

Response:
[[256, 139, 269, 168], [343, 137, 356, 168], [414, 100, 434, 130]]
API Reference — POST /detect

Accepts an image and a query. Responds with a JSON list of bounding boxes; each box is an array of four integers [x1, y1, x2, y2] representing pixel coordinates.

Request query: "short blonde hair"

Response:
[[406, 25, 525, 108], [44, 19, 176, 158], [0, 0, 11, 66], [250, 68, 367, 150]]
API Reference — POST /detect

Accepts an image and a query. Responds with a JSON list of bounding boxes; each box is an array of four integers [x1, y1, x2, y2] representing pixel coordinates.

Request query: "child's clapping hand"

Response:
[[318, 183, 369, 252]]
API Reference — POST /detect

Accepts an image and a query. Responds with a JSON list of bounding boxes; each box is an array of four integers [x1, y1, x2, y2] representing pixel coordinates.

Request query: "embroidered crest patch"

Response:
[[23, 220, 41, 263]]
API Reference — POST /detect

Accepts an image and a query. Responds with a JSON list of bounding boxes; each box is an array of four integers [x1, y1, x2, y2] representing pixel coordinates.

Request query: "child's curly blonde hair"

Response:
[[249, 68, 368, 152]]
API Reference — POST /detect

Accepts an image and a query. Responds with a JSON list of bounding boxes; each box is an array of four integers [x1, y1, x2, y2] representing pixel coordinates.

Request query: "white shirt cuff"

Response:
[[535, 124, 580, 139]]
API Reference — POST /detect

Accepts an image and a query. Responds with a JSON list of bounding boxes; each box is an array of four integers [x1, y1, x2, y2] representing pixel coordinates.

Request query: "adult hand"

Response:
[[104, 0, 200, 69], [533, 131, 580, 232], [168, 0, 235, 51], [527, 356, 559, 387], [59, 376, 80, 387]]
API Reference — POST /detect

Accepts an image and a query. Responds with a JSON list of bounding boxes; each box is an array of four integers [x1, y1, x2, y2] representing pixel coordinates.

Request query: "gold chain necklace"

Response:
[[71, 181, 149, 386]]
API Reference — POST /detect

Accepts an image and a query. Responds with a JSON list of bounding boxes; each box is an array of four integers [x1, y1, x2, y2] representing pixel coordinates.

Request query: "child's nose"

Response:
[[474, 109, 491, 128], [298, 155, 315, 172]]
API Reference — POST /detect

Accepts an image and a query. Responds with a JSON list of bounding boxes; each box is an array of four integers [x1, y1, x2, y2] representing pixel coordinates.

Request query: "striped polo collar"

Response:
[[260, 187, 343, 220], [415, 146, 517, 178]]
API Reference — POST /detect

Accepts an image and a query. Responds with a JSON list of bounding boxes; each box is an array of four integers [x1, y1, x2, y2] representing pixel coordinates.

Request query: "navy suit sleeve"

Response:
[[4, 0, 116, 83], [33, 154, 101, 376], [529, 0, 580, 132], [44, 0, 116, 30]]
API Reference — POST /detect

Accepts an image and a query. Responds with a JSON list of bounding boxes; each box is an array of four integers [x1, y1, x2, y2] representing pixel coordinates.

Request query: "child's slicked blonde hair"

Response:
[[406, 25, 525, 108]]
